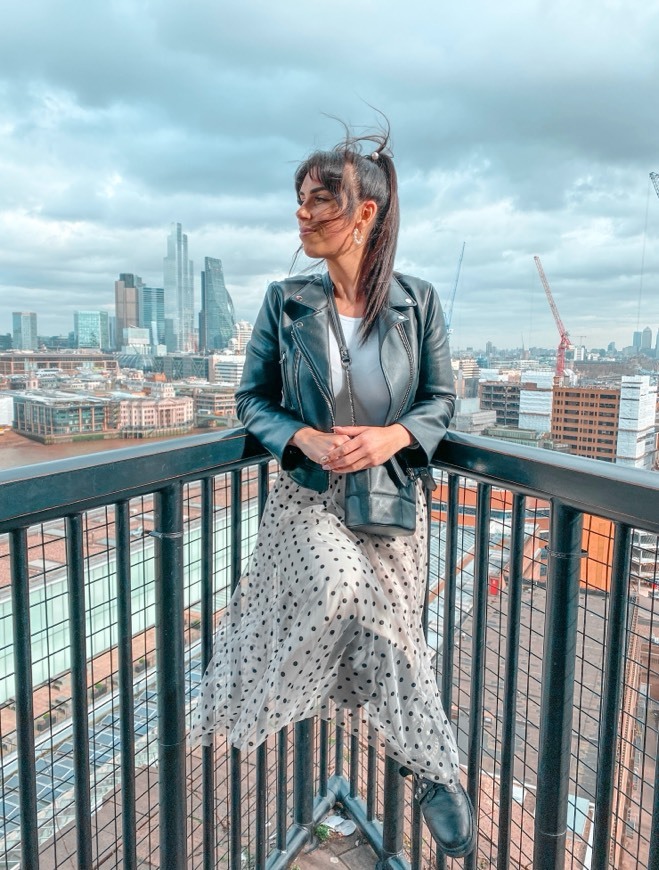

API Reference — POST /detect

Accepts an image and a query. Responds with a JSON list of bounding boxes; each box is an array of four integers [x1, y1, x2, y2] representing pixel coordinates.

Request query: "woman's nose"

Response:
[[296, 203, 310, 221]]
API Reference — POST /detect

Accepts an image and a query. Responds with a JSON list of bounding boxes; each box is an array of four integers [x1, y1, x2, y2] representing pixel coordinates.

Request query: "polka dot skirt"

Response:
[[190, 471, 460, 785]]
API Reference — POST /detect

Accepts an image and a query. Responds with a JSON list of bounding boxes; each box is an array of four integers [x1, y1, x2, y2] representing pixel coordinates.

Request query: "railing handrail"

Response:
[[0, 428, 658, 533]]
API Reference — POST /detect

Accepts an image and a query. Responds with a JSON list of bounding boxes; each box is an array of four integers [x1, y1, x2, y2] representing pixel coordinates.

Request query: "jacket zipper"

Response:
[[394, 322, 414, 421], [279, 352, 292, 407], [292, 329, 335, 425], [293, 350, 304, 416]]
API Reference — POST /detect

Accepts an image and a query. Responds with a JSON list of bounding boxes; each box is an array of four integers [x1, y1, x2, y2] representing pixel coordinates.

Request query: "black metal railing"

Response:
[[0, 429, 658, 869]]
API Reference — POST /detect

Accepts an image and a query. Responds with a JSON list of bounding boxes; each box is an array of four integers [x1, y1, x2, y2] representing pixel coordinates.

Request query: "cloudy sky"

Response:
[[1, 0, 659, 350]]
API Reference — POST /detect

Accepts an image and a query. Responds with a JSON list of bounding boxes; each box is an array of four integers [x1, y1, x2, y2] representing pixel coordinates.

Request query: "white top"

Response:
[[329, 315, 390, 426]]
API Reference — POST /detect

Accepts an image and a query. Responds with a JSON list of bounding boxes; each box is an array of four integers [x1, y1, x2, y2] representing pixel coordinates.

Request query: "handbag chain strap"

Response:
[[326, 284, 357, 427]]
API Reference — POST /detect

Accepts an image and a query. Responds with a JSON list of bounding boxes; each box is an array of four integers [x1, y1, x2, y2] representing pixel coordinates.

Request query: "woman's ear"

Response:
[[358, 199, 378, 232]]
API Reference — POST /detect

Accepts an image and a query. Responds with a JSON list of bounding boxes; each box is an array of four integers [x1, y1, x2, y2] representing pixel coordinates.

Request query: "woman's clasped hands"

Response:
[[292, 423, 412, 473]]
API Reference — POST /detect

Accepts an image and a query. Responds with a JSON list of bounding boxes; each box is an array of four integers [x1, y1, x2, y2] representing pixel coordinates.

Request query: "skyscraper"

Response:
[[115, 273, 142, 350], [199, 257, 235, 352], [164, 223, 195, 352], [139, 286, 166, 347], [74, 311, 110, 349], [12, 312, 38, 351]]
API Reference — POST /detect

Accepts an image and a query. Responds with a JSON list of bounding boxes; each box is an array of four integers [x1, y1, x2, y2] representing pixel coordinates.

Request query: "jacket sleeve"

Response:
[[235, 283, 307, 468], [396, 283, 456, 467]]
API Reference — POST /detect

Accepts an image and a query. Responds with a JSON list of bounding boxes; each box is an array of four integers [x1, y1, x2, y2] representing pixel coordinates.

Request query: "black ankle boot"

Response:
[[415, 778, 476, 858]]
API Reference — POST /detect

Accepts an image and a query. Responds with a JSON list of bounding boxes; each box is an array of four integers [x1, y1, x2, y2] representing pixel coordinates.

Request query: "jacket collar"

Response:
[[283, 272, 417, 319]]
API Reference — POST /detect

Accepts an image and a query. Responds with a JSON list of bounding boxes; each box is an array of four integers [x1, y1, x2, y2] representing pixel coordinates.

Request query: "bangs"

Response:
[[294, 150, 354, 207]]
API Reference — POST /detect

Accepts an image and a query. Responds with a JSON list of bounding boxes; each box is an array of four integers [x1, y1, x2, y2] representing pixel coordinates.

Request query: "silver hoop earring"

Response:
[[353, 228, 364, 246]]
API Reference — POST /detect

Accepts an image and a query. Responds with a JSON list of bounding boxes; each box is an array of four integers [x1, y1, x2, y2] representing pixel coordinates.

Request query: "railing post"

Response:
[[294, 719, 315, 832], [154, 483, 187, 870], [200, 477, 215, 870], [592, 523, 632, 869], [534, 501, 583, 870], [229, 469, 243, 870], [10, 528, 39, 870], [497, 493, 526, 870], [66, 513, 93, 869], [464, 482, 491, 870], [115, 501, 137, 870], [380, 755, 406, 868]]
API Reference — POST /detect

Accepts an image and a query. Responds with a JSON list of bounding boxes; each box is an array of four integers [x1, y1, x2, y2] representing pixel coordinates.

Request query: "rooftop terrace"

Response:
[[0, 429, 658, 869]]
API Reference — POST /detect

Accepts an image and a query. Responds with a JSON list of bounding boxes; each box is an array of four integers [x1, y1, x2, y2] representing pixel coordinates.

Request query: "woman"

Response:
[[191, 129, 475, 858]]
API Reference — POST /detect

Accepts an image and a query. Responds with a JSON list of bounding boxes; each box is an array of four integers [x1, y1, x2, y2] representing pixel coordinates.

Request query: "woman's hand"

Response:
[[320, 424, 413, 472], [290, 427, 352, 465]]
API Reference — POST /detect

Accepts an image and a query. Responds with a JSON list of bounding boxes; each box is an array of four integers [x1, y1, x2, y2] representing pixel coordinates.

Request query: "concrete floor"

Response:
[[293, 830, 379, 869]]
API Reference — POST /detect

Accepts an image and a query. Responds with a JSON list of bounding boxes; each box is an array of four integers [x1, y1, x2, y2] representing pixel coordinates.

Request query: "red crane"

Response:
[[534, 255, 571, 383], [651, 171, 659, 200]]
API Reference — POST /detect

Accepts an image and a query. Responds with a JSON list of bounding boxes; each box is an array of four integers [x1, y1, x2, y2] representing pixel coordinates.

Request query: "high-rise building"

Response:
[[139, 286, 166, 347], [74, 310, 110, 350], [479, 381, 521, 426], [12, 312, 38, 351], [231, 320, 253, 352], [551, 386, 620, 461], [641, 326, 653, 351], [115, 274, 142, 350], [164, 223, 194, 352], [616, 376, 657, 468], [632, 330, 642, 351], [199, 258, 235, 352]]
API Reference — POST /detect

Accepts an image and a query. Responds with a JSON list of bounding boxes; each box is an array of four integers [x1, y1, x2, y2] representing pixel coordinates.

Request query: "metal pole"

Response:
[[115, 501, 137, 870], [154, 484, 187, 870], [255, 462, 271, 869], [441, 475, 459, 716], [294, 719, 315, 831], [497, 493, 526, 870], [10, 528, 39, 870], [381, 755, 406, 867], [229, 469, 243, 870], [464, 482, 491, 870], [200, 478, 215, 870], [66, 513, 93, 869], [592, 523, 632, 869], [533, 502, 583, 870]]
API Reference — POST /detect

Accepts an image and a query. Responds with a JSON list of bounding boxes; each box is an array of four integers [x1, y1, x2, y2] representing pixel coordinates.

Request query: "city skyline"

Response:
[[1, 3, 659, 349]]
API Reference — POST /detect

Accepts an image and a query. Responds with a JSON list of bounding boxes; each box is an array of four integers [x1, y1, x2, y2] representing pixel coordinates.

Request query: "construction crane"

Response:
[[445, 242, 465, 334], [651, 171, 659, 200], [533, 255, 571, 384]]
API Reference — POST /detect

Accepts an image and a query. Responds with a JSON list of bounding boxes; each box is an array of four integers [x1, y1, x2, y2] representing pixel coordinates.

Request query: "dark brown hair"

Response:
[[294, 123, 399, 340]]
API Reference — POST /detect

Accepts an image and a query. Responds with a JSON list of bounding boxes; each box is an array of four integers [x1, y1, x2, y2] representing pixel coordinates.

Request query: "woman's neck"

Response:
[[326, 254, 365, 317]]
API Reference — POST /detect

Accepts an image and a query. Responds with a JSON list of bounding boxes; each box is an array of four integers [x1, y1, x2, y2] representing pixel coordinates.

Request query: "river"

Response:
[[0, 428, 211, 471]]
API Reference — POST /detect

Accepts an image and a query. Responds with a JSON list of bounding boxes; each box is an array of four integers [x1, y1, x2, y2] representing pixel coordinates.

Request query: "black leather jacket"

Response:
[[236, 271, 456, 493]]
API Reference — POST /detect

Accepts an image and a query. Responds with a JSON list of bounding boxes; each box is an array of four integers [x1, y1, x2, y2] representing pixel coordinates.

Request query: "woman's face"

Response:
[[296, 172, 356, 260]]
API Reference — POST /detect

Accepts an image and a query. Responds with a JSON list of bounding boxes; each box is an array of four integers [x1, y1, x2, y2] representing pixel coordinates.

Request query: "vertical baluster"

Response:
[[366, 733, 377, 821], [350, 733, 360, 798], [255, 462, 270, 869], [294, 720, 315, 832], [497, 493, 526, 870], [381, 756, 405, 867], [10, 528, 39, 869], [319, 719, 329, 799], [276, 727, 289, 853], [66, 512, 93, 868], [592, 522, 632, 869], [533, 502, 583, 870], [154, 484, 187, 869], [335, 712, 345, 779], [441, 474, 460, 717], [464, 482, 491, 870], [200, 477, 215, 870], [115, 501, 137, 870], [229, 469, 243, 870]]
